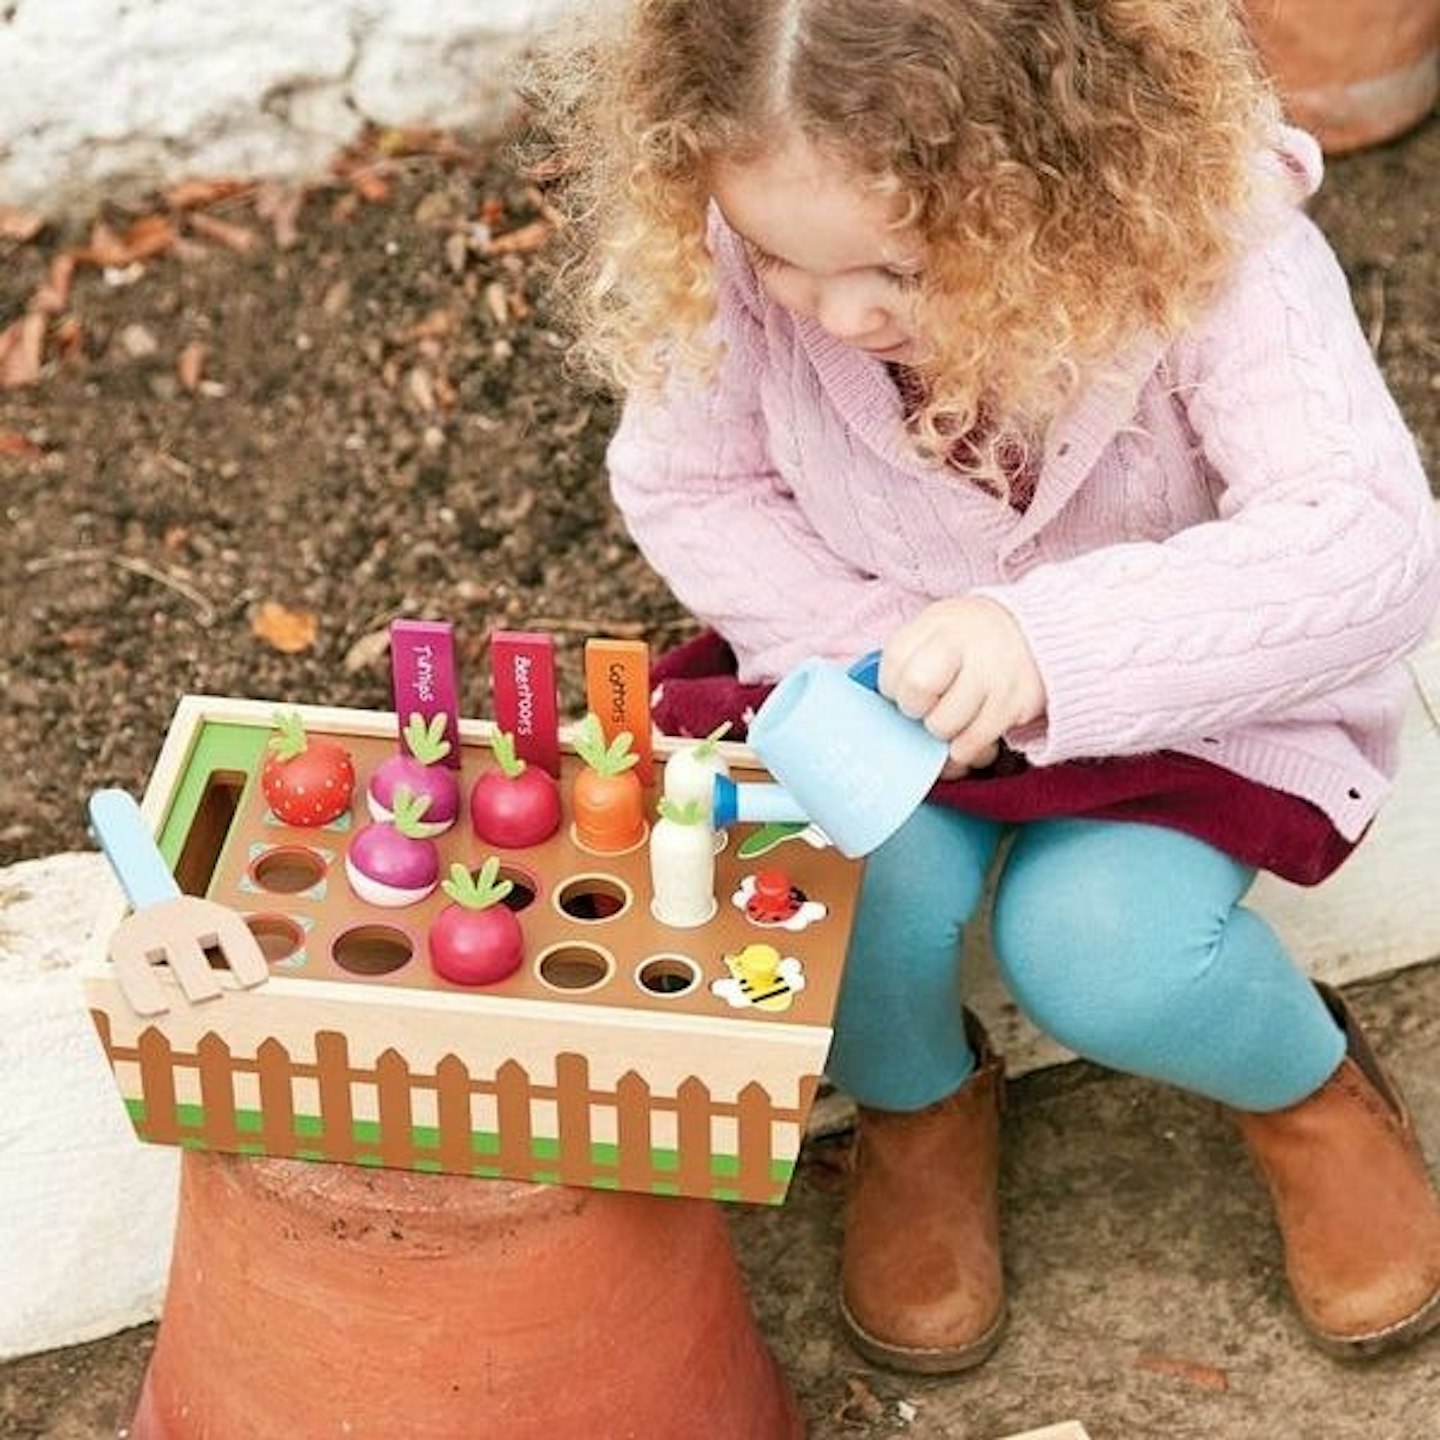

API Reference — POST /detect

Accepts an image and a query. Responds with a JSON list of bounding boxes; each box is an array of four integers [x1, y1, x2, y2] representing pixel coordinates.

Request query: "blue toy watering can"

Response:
[[712, 651, 948, 858]]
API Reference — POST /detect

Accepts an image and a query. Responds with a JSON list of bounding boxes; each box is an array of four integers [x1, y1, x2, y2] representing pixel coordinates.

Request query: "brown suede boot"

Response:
[[1233, 983, 1440, 1358], [839, 1011, 1007, 1373]]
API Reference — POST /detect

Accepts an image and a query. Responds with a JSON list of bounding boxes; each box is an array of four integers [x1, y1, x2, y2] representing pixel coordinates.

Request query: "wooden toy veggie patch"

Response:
[[82, 693, 865, 1205]]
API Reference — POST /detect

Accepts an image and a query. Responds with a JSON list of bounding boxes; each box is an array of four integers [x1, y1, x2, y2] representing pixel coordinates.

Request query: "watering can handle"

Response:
[[845, 651, 883, 693]]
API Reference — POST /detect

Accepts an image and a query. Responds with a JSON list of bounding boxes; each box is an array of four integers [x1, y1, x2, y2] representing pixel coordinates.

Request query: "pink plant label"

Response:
[[491, 630, 561, 776], [390, 619, 462, 768]]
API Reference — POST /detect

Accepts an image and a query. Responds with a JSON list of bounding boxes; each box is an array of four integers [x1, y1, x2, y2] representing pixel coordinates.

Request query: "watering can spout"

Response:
[[712, 774, 811, 829]]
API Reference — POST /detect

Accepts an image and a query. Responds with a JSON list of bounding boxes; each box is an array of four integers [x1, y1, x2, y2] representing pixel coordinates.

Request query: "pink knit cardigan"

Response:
[[606, 135, 1439, 842]]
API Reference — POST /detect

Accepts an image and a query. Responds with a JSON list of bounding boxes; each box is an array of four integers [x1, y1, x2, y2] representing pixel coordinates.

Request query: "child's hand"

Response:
[[879, 597, 1046, 775]]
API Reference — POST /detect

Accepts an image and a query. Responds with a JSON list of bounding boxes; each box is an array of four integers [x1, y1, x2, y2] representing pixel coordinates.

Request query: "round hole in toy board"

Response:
[[635, 954, 703, 998], [246, 912, 305, 963], [536, 941, 616, 994], [554, 873, 632, 923], [251, 845, 329, 895], [332, 923, 416, 977]]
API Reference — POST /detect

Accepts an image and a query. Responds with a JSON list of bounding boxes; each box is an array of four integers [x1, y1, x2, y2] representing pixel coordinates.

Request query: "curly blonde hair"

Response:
[[530, 0, 1281, 463]]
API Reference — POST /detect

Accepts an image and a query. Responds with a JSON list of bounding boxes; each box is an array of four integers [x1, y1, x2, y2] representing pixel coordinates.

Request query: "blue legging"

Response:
[[826, 805, 1345, 1114]]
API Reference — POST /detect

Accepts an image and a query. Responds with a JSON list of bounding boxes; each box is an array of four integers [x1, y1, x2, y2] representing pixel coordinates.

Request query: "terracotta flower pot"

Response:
[[1244, 0, 1440, 153], [130, 1152, 804, 1440]]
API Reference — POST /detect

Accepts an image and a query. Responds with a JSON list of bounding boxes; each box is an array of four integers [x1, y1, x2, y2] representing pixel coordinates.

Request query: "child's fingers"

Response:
[[922, 671, 986, 741], [887, 649, 957, 719], [881, 623, 966, 718], [947, 709, 1005, 770]]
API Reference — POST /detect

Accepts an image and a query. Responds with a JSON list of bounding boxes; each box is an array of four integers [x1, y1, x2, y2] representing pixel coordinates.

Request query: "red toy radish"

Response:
[[429, 858, 524, 985], [261, 711, 356, 827], [368, 712, 461, 835], [572, 713, 646, 853], [344, 787, 440, 906], [470, 731, 562, 848]]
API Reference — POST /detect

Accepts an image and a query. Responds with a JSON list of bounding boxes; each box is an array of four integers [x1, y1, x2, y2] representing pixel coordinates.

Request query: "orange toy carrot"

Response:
[[571, 712, 647, 852]]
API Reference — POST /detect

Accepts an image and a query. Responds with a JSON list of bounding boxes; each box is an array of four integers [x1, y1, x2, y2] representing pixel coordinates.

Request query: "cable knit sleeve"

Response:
[[980, 209, 1440, 764], [606, 222, 926, 682]]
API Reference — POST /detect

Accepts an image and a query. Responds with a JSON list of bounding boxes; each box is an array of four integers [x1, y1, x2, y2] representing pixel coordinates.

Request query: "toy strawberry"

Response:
[[261, 710, 356, 827]]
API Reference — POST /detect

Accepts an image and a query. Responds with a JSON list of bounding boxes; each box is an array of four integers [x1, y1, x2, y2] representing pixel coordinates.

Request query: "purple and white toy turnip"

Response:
[[345, 787, 441, 906], [429, 857, 524, 986], [367, 712, 460, 836]]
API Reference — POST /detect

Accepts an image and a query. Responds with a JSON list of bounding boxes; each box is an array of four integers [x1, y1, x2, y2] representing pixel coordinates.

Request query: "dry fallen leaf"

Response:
[[177, 341, 207, 393], [32, 253, 75, 315], [164, 178, 253, 211], [51, 316, 85, 363], [0, 313, 46, 388], [58, 625, 105, 652], [483, 219, 554, 257], [187, 211, 261, 254], [374, 125, 462, 160], [321, 278, 352, 317], [343, 627, 393, 675], [401, 308, 456, 344], [833, 1376, 886, 1427], [407, 365, 438, 414], [255, 183, 305, 250], [349, 168, 392, 205], [0, 205, 46, 242], [483, 281, 510, 328], [252, 601, 318, 654], [74, 214, 177, 268], [0, 428, 42, 460], [331, 190, 362, 224], [1135, 1353, 1230, 1391]]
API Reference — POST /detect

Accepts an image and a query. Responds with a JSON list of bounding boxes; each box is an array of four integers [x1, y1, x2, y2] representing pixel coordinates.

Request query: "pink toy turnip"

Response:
[[367, 712, 460, 835], [429, 857, 524, 986], [345, 787, 440, 906], [470, 731, 562, 848]]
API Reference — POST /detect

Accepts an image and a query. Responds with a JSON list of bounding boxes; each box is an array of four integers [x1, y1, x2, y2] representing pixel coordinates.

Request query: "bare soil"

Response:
[[2, 117, 1438, 866], [1, 112, 1438, 1440]]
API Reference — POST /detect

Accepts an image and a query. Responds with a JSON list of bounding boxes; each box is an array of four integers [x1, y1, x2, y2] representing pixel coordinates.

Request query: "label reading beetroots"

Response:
[[390, 619, 462, 768], [491, 630, 561, 776]]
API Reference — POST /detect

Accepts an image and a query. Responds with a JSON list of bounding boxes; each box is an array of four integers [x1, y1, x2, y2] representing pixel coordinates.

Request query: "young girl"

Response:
[[534, 1, 1440, 1371]]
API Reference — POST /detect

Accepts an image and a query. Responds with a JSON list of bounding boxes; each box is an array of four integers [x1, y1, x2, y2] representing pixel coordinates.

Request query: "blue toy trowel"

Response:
[[88, 788, 270, 1017]]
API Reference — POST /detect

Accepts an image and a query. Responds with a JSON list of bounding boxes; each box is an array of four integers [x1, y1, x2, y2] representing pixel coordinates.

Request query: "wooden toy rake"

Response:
[[89, 788, 270, 1017]]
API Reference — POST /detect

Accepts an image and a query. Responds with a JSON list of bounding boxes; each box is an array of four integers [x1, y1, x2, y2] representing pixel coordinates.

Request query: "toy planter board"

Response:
[[83, 696, 863, 1204]]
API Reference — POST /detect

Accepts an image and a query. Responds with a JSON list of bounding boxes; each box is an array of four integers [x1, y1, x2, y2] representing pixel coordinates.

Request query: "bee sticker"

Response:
[[711, 942, 806, 1013]]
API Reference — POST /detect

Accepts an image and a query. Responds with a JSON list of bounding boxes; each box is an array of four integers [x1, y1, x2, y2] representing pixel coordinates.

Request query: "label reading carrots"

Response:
[[491, 630, 561, 777], [584, 638, 653, 785]]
